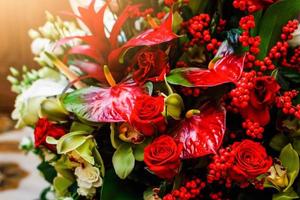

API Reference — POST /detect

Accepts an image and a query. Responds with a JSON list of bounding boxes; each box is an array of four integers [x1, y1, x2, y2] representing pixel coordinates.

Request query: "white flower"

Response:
[[74, 163, 103, 197], [31, 38, 51, 55], [288, 24, 300, 48], [12, 69, 70, 128]]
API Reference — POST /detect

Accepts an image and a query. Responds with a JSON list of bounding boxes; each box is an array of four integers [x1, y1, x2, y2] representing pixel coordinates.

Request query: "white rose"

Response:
[[77, 187, 96, 197], [74, 163, 103, 197], [75, 164, 100, 183]]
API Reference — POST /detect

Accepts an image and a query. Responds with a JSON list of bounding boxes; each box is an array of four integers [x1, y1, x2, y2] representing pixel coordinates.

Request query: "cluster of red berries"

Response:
[[290, 46, 300, 65], [129, 7, 153, 18], [276, 90, 300, 119], [210, 191, 227, 200], [239, 15, 261, 69], [182, 14, 221, 54], [230, 71, 256, 108], [164, 0, 189, 7], [268, 41, 289, 60], [180, 87, 202, 97], [254, 57, 276, 72], [156, 11, 166, 20], [281, 19, 299, 41], [283, 46, 300, 71], [207, 147, 235, 188], [176, 61, 188, 68], [242, 119, 265, 139], [163, 178, 206, 200], [216, 19, 227, 34], [233, 0, 261, 13]]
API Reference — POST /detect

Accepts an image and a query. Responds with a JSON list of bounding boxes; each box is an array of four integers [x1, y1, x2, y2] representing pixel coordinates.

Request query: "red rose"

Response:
[[34, 118, 66, 151], [133, 49, 169, 83], [130, 95, 166, 136], [144, 135, 183, 179], [230, 140, 272, 182], [241, 76, 280, 125]]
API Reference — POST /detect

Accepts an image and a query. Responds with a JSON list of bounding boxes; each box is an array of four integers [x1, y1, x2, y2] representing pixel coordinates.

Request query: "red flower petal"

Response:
[[108, 12, 178, 70], [109, 4, 142, 49], [167, 54, 245, 87], [240, 106, 270, 126], [173, 103, 226, 159], [63, 80, 145, 122]]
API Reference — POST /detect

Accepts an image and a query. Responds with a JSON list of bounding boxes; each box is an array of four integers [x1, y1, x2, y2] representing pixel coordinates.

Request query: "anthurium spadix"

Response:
[[172, 103, 226, 159], [166, 54, 245, 87]]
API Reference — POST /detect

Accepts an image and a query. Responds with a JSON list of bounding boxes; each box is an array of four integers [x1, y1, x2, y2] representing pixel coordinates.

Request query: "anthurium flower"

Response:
[[166, 54, 244, 87], [172, 103, 226, 159], [63, 79, 145, 122]]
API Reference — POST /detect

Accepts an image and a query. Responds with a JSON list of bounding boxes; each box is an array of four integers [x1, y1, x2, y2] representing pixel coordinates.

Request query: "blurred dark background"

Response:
[[0, 0, 71, 114]]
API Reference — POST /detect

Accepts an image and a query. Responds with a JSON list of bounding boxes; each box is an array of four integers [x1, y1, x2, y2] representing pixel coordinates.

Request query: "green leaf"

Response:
[[70, 121, 94, 133], [292, 139, 300, 156], [93, 147, 105, 176], [40, 98, 69, 121], [257, 0, 300, 59], [37, 161, 57, 183], [283, 119, 300, 137], [133, 138, 152, 162], [56, 131, 89, 154], [164, 93, 184, 120], [250, 10, 263, 37], [75, 139, 95, 165], [280, 144, 300, 192], [172, 11, 183, 32], [166, 68, 193, 87], [280, 68, 300, 84], [273, 188, 299, 200], [112, 143, 135, 179], [53, 176, 73, 197], [110, 123, 123, 149], [143, 188, 155, 200], [46, 136, 58, 145], [271, 68, 279, 80], [54, 156, 76, 181], [144, 82, 153, 95], [270, 134, 290, 151], [188, 0, 209, 14], [39, 187, 51, 200], [101, 169, 144, 200]]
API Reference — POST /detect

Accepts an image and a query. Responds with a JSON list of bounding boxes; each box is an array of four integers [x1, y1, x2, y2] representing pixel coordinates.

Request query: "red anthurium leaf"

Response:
[[71, 0, 111, 54], [68, 45, 104, 63], [77, 0, 107, 42], [109, 4, 141, 49], [72, 60, 107, 83], [62, 80, 145, 122], [123, 12, 177, 48], [167, 54, 245, 87], [173, 103, 226, 159]]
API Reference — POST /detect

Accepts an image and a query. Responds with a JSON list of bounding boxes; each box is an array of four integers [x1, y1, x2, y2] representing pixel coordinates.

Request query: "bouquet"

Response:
[[7, 0, 300, 199]]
